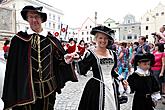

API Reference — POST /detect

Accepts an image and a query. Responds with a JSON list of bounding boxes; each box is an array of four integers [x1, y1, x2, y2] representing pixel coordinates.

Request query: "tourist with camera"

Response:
[[153, 26, 165, 44]]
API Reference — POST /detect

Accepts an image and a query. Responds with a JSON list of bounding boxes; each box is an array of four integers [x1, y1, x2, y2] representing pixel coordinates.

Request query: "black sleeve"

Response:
[[78, 50, 93, 75], [127, 73, 137, 93], [111, 50, 119, 78]]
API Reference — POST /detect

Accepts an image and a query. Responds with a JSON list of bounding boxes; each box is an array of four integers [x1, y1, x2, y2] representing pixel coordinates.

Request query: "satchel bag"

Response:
[[118, 93, 128, 104], [118, 80, 128, 104]]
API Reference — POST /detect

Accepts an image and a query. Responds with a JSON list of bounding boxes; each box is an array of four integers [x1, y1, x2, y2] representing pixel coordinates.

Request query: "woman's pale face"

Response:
[[95, 32, 109, 48]]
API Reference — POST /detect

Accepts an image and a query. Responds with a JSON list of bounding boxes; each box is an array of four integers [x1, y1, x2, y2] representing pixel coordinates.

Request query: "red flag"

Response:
[[60, 23, 68, 38]]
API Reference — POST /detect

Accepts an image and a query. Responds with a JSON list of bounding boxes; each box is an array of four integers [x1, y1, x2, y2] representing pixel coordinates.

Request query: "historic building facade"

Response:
[[0, 6, 16, 40], [0, 0, 64, 40], [103, 18, 120, 41], [118, 14, 141, 42], [141, 2, 165, 43], [77, 17, 96, 43]]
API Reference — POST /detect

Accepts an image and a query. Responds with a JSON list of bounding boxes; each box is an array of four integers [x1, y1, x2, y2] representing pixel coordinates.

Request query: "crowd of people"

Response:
[[1, 5, 165, 110]]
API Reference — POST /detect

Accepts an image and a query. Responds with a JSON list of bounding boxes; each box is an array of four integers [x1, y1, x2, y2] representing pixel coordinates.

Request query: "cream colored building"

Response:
[[77, 17, 96, 43], [118, 14, 141, 42], [66, 27, 79, 42], [0, 6, 16, 39], [0, 0, 64, 39], [103, 18, 120, 41], [141, 2, 165, 43]]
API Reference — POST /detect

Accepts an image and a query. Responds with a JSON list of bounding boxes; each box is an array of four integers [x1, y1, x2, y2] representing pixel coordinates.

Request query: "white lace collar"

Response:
[[27, 28, 47, 37], [135, 67, 150, 76]]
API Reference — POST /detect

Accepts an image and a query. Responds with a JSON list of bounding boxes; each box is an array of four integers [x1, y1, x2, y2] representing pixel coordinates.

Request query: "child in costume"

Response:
[[127, 53, 161, 110]]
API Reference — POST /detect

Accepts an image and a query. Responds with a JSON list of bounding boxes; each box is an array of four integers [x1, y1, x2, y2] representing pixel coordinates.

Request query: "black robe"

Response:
[[127, 72, 160, 110], [2, 31, 78, 109]]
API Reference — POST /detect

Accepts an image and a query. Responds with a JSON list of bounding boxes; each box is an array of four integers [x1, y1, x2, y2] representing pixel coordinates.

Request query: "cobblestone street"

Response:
[[54, 71, 165, 110]]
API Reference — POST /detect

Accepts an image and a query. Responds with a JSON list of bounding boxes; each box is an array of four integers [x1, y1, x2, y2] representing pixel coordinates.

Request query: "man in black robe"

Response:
[[2, 5, 77, 110]]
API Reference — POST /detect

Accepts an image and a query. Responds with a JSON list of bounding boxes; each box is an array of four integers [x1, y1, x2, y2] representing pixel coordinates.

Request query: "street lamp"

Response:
[[95, 11, 97, 26]]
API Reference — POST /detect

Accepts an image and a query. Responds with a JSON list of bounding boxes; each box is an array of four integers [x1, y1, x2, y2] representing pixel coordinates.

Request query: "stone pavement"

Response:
[[54, 71, 165, 110]]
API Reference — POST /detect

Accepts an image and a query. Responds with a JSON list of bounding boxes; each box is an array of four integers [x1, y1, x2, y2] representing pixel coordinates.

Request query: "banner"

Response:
[[60, 23, 68, 39]]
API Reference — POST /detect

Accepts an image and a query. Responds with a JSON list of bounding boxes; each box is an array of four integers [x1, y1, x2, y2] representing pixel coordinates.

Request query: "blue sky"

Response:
[[45, 0, 164, 27]]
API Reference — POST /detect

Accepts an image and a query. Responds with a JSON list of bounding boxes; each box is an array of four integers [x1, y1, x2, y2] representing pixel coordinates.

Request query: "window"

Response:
[[127, 35, 132, 39], [124, 27, 127, 31], [58, 24, 60, 29], [90, 25, 92, 28], [127, 20, 130, 23], [146, 35, 148, 39], [90, 36, 92, 41], [134, 35, 137, 39], [156, 13, 159, 16], [53, 23, 55, 29], [82, 32, 84, 35], [132, 26, 135, 28], [49, 22, 51, 28], [108, 24, 110, 26], [146, 18, 149, 21], [87, 37, 89, 41], [12, 4, 15, 8], [161, 12, 164, 16], [146, 26, 148, 30], [87, 31, 89, 35], [85, 26, 87, 29], [49, 13, 51, 19], [123, 35, 125, 40], [58, 16, 60, 22], [53, 15, 55, 20]]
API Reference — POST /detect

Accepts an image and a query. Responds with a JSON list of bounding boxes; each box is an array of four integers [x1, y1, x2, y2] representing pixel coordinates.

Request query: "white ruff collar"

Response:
[[27, 28, 48, 37], [135, 67, 150, 76]]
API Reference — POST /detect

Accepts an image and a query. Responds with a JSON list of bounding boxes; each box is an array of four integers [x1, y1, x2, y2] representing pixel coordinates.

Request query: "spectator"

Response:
[[151, 43, 165, 106], [136, 36, 150, 54], [77, 40, 85, 56], [130, 42, 139, 66], [149, 43, 155, 52], [117, 42, 130, 80], [151, 43, 165, 92], [154, 26, 165, 44], [3, 39, 10, 60], [64, 38, 77, 54]]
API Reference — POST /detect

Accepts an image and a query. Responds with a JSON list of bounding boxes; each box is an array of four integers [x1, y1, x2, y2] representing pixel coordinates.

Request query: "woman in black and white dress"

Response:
[[77, 25, 123, 110]]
